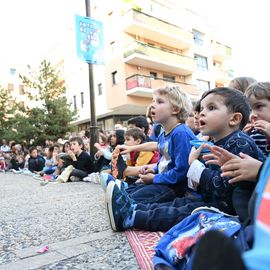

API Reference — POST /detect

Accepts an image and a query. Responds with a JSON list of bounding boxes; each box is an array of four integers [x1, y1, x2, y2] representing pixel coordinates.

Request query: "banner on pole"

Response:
[[75, 14, 104, 65]]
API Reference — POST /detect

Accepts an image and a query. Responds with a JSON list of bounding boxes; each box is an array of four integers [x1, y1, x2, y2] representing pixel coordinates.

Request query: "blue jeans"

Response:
[[134, 197, 207, 231], [126, 183, 177, 204]]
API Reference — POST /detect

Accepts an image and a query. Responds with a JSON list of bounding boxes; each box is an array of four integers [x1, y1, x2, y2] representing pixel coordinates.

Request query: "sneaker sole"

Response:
[[191, 206, 238, 217], [105, 181, 118, 231]]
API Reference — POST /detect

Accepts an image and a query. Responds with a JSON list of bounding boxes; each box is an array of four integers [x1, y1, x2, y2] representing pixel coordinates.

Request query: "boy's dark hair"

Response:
[[29, 146, 37, 154], [245, 81, 270, 101], [125, 128, 146, 143], [113, 130, 125, 148], [69, 136, 85, 150], [127, 116, 149, 136], [194, 100, 201, 113], [200, 87, 251, 130]]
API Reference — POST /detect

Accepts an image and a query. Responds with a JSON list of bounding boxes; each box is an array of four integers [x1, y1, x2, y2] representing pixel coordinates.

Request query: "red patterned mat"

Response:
[[125, 230, 164, 270]]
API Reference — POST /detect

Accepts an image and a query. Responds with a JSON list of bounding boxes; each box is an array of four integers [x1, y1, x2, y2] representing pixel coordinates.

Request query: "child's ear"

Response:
[[135, 139, 142, 145], [172, 106, 180, 116], [230, 112, 243, 127]]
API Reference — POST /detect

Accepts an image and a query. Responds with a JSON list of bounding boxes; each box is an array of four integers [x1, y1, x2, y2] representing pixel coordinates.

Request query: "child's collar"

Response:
[[164, 123, 182, 136]]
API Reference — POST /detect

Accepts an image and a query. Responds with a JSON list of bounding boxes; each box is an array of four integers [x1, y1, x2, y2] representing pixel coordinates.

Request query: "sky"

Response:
[[0, 0, 269, 81]]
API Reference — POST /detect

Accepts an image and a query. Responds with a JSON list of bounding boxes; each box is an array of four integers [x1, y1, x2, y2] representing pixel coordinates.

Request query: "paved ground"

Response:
[[0, 172, 139, 270]]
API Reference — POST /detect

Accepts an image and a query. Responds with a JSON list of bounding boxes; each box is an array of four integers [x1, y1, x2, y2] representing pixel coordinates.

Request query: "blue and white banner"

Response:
[[75, 14, 104, 65]]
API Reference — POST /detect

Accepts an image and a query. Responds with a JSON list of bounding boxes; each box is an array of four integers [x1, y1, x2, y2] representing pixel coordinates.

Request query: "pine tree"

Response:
[[12, 60, 78, 145], [0, 86, 18, 140]]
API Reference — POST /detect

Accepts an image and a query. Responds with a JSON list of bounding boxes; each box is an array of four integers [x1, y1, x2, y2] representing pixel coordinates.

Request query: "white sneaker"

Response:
[[83, 172, 100, 184], [70, 176, 81, 182], [56, 165, 74, 183]]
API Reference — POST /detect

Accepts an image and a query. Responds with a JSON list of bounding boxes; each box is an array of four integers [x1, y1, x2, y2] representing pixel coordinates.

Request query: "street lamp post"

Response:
[[85, 0, 99, 162]]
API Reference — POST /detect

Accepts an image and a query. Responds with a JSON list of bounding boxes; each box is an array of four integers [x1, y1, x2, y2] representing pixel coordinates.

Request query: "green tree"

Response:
[[0, 86, 18, 140], [16, 60, 77, 145]]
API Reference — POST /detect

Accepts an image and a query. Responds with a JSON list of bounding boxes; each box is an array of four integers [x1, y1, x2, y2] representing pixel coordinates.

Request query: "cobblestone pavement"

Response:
[[0, 173, 139, 270]]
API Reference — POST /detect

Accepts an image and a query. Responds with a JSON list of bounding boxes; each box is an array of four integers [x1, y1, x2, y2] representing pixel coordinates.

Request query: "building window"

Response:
[[150, 72, 157, 80], [163, 74, 175, 82], [9, 100, 15, 107], [226, 46, 232, 56], [193, 30, 204, 46], [80, 92, 84, 108], [73, 95, 77, 110], [110, 41, 115, 54], [8, 83, 14, 93], [195, 54, 208, 71], [19, 85, 25, 95], [197, 79, 210, 92], [112, 71, 118, 85], [10, 68, 16, 75], [98, 83, 102, 95]]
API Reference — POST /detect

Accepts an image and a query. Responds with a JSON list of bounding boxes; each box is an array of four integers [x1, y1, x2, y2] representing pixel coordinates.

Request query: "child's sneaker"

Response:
[[56, 165, 74, 183], [100, 173, 127, 192], [100, 173, 115, 191], [105, 181, 135, 232], [12, 169, 23, 174], [191, 206, 238, 217], [40, 180, 49, 186], [83, 172, 100, 184], [70, 176, 81, 182], [33, 175, 43, 181]]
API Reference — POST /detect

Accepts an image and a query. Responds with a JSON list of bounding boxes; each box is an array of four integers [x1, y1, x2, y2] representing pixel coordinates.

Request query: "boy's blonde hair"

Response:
[[245, 81, 270, 101], [153, 85, 192, 123]]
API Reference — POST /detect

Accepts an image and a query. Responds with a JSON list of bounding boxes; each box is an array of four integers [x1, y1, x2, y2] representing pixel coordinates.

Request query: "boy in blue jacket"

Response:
[[105, 86, 196, 205]]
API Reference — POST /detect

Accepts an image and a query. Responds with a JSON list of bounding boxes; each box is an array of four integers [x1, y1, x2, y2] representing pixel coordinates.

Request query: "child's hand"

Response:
[[221, 152, 262, 184], [94, 143, 102, 151], [188, 145, 204, 165], [67, 150, 76, 161], [116, 144, 131, 154], [254, 120, 270, 138], [203, 145, 239, 167], [139, 165, 154, 175], [243, 123, 253, 133], [138, 173, 155, 184], [95, 150, 104, 158]]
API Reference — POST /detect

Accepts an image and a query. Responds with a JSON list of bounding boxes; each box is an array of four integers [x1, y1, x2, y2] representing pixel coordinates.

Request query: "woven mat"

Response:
[[125, 230, 164, 270]]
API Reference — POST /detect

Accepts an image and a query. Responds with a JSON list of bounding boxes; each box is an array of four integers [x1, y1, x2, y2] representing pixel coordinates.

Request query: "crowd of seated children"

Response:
[[102, 86, 265, 233]]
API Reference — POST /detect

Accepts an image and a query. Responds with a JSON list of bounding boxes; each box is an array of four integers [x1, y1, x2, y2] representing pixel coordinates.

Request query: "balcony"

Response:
[[212, 41, 232, 62], [214, 67, 232, 84], [126, 74, 199, 98], [124, 41, 196, 75], [123, 9, 193, 50]]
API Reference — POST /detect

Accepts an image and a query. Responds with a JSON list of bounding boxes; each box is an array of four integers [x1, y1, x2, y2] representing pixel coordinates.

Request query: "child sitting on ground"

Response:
[[123, 127, 159, 184], [103, 85, 197, 207], [28, 146, 45, 174], [55, 137, 95, 183]]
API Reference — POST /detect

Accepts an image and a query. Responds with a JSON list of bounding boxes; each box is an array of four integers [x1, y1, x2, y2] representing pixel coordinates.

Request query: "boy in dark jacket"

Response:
[[28, 146, 45, 173]]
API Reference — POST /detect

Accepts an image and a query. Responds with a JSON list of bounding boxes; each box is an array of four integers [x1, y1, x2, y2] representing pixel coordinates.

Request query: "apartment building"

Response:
[[71, 0, 233, 132], [0, 66, 29, 109], [51, 0, 233, 132]]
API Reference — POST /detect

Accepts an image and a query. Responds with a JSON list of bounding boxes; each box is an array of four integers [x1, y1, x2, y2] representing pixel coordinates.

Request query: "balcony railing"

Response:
[[124, 41, 196, 75], [126, 74, 199, 97], [212, 41, 232, 61], [123, 9, 193, 49], [214, 67, 234, 84]]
